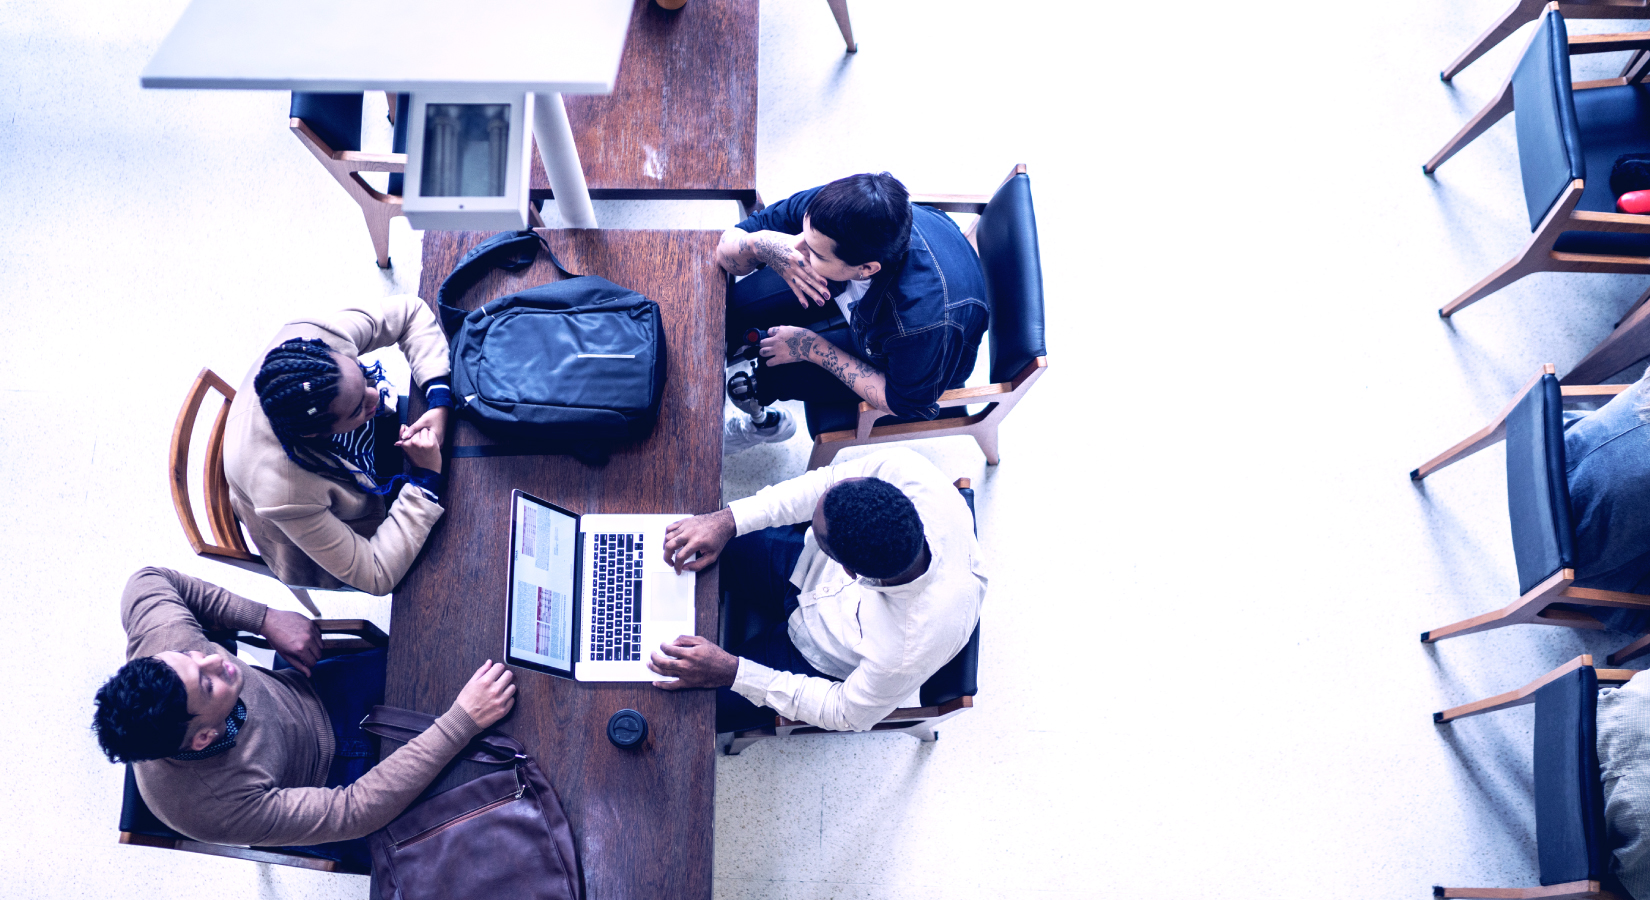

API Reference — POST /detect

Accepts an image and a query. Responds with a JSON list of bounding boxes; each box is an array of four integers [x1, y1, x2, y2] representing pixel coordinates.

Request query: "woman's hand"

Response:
[[396, 424, 443, 473], [404, 406, 450, 448], [758, 326, 818, 366]]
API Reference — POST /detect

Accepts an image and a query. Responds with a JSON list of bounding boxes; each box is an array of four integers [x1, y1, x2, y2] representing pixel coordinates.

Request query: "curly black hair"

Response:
[[820, 477, 924, 580], [91, 656, 191, 763]]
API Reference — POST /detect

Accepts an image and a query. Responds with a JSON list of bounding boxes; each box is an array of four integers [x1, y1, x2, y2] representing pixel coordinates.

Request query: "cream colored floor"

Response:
[[7, 0, 1650, 897]]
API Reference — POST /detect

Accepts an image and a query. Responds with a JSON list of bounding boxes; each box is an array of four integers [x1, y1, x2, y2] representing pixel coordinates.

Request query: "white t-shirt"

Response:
[[832, 278, 872, 324]]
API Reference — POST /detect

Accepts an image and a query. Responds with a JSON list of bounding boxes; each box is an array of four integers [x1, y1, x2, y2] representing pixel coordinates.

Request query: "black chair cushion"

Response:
[[290, 92, 363, 154], [120, 765, 184, 840], [1515, 10, 1586, 231], [388, 92, 410, 198], [975, 172, 1047, 384], [803, 402, 971, 438], [1506, 373, 1577, 595], [1552, 83, 1650, 255], [1534, 666, 1607, 885]]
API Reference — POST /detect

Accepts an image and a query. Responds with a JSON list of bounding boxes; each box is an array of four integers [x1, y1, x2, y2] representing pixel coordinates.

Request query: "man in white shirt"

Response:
[[648, 448, 986, 733]]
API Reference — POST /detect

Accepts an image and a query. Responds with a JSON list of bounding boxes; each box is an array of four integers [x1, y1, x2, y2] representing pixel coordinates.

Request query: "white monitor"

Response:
[[402, 91, 533, 231]]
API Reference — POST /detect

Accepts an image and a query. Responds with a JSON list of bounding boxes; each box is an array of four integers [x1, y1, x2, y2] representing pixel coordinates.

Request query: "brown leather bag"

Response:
[[360, 706, 581, 900]]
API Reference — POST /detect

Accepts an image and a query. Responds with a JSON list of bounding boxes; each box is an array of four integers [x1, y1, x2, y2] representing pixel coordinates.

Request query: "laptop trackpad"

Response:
[[648, 571, 696, 622]]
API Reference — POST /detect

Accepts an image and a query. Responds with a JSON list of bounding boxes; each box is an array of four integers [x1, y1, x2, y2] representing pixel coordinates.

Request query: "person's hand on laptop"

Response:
[[261, 609, 322, 677], [662, 508, 736, 573], [648, 636, 737, 689], [453, 660, 516, 728]]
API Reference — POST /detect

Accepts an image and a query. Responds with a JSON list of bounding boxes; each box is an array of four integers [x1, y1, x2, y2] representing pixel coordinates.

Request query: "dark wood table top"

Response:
[[383, 228, 725, 899], [530, 0, 758, 199]]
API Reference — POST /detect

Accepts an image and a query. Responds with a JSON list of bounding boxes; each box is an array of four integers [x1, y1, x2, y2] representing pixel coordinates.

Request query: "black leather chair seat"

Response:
[[1553, 84, 1650, 256], [803, 402, 971, 438]]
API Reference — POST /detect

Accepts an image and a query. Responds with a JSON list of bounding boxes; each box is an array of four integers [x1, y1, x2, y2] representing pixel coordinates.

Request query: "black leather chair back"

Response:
[[1533, 666, 1607, 885], [1506, 373, 1576, 594], [919, 483, 979, 707], [290, 93, 363, 154], [120, 765, 185, 840], [975, 172, 1047, 384], [1513, 10, 1586, 230], [388, 92, 410, 198]]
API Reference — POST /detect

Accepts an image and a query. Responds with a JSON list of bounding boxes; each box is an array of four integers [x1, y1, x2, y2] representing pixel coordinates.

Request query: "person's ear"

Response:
[[858, 261, 881, 279], [189, 727, 217, 752]]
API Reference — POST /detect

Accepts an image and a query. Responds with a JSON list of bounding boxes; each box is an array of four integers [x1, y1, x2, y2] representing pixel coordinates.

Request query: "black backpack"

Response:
[[437, 230, 666, 460]]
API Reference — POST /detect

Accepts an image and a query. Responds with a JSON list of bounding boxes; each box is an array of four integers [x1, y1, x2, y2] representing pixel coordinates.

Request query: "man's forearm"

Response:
[[716, 228, 797, 277], [794, 333, 889, 413]]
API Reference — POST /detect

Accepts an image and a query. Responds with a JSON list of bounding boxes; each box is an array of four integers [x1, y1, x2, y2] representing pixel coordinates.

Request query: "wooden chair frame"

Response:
[[171, 368, 319, 616], [1425, 20, 1650, 321], [826, 0, 857, 52], [289, 117, 407, 270], [1442, 0, 1650, 82], [807, 164, 1048, 470], [723, 477, 979, 755], [1413, 366, 1650, 663], [118, 620, 386, 875], [1431, 655, 1634, 900]]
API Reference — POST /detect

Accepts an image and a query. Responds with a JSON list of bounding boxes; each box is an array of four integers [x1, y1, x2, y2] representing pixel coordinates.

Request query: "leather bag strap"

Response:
[[359, 705, 525, 764], [436, 230, 572, 335]]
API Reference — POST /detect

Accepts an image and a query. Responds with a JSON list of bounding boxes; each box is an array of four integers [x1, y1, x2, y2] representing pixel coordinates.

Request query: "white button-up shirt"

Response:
[[727, 448, 987, 732]]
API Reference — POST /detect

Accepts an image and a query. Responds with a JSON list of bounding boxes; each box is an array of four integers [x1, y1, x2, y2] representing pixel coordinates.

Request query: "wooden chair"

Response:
[[289, 92, 408, 269], [1432, 655, 1635, 900], [171, 368, 321, 616], [118, 621, 387, 875], [804, 164, 1047, 470], [1425, 8, 1650, 325], [1441, 0, 1650, 82], [722, 478, 981, 755], [826, 0, 857, 52], [1413, 366, 1650, 663]]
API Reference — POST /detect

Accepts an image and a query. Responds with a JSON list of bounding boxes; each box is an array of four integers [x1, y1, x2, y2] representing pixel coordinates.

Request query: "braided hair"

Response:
[[254, 338, 394, 494]]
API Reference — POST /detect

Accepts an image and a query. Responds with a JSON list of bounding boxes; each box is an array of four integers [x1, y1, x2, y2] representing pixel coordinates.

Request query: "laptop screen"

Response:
[[507, 491, 578, 675]]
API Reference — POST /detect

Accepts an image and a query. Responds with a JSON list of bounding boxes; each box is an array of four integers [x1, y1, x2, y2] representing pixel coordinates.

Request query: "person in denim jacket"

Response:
[[716, 172, 988, 450]]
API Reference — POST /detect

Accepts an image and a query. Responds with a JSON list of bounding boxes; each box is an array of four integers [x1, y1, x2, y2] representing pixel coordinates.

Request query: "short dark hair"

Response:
[[92, 657, 191, 763], [821, 478, 924, 579], [804, 172, 912, 267]]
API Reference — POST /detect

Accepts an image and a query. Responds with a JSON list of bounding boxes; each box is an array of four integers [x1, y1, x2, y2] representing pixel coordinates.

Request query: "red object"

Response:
[[1619, 190, 1650, 213]]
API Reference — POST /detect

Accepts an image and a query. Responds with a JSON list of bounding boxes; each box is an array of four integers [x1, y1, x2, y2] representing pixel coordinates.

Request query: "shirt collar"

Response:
[[171, 698, 247, 761]]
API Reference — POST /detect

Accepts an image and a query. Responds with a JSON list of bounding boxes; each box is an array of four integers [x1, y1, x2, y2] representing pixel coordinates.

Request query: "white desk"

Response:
[[141, 0, 633, 226]]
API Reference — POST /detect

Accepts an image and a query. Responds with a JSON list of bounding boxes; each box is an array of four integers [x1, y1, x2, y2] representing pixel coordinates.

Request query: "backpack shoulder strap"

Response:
[[435, 230, 573, 334], [359, 705, 525, 764]]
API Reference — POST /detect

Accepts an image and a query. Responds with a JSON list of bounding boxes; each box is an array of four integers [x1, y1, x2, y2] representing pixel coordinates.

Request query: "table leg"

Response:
[[532, 91, 598, 228]]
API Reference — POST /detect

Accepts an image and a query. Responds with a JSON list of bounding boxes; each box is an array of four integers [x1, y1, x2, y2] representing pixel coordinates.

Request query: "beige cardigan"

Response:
[[223, 295, 451, 594], [124, 568, 481, 846]]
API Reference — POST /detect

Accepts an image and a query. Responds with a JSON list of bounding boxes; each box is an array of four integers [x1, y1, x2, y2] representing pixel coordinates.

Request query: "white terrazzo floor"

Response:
[[5, 0, 1650, 897]]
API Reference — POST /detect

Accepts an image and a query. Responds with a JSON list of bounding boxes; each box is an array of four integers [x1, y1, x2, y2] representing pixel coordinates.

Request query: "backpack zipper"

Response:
[[394, 771, 528, 849]]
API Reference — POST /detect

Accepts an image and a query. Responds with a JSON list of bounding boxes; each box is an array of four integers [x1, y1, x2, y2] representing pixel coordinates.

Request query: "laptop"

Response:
[[504, 489, 697, 682]]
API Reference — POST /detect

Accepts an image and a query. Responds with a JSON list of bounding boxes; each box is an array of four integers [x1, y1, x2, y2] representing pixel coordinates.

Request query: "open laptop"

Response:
[[504, 489, 697, 682]]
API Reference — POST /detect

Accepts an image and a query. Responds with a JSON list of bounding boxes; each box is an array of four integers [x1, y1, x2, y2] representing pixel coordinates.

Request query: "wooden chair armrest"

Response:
[[851, 357, 1049, 439], [334, 150, 406, 173], [315, 618, 389, 646], [1561, 384, 1632, 400], [1569, 210, 1650, 232], [1570, 32, 1650, 55]]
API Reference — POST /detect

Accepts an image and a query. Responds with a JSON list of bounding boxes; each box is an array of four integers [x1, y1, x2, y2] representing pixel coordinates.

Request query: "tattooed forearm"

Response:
[[812, 343, 889, 412], [749, 235, 793, 272]]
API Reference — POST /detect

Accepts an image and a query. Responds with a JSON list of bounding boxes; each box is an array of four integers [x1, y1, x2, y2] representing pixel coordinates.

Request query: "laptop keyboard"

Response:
[[589, 532, 645, 661]]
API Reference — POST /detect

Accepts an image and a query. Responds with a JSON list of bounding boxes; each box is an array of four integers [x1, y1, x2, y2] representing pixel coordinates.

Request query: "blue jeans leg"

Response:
[[275, 647, 387, 870]]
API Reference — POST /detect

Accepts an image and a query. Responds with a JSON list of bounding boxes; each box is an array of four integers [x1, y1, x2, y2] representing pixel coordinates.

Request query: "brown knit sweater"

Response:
[[123, 568, 481, 846]]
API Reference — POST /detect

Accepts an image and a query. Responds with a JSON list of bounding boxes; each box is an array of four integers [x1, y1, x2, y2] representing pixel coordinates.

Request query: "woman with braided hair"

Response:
[[222, 295, 455, 594]]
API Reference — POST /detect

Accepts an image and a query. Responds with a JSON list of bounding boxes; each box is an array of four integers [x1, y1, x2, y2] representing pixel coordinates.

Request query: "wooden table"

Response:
[[382, 228, 725, 899], [529, 0, 760, 211]]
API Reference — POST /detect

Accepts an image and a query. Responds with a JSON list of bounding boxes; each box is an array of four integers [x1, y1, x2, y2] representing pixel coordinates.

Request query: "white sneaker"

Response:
[[723, 408, 796, 455]]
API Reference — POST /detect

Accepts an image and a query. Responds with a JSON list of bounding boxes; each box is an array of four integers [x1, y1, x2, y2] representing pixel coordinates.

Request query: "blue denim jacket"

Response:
[[737, 187, 989, 420]]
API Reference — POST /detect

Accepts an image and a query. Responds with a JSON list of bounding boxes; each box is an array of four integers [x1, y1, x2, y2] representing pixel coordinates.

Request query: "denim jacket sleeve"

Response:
[[734, 186, 823, 236]]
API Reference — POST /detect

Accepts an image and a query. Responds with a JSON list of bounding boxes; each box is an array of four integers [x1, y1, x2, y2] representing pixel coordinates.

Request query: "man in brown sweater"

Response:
[[92, 567, 514, 860]]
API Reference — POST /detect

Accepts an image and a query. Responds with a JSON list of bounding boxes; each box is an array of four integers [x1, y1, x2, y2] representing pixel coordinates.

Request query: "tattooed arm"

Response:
[[715, 227, 831, 307], [758, 325, 891, 413]]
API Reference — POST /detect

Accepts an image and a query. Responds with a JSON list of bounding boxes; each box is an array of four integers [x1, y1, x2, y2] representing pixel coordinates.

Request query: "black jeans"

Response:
[[275, 647, 387, 871], [716, 525, 839, 734], [726, 269, 863, 408]]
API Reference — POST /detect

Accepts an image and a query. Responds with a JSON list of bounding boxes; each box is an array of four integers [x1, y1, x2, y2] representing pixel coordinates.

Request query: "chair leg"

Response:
[[1424, 77, 1514, 174], [361, 203, 395, 269], [1441, 244, 1544, 318], [826, 0, 856, 52], [1421, 569, 1575, 643], [973, 425, 1001, 466], [808, 439, 844, 471], [1610, 632, 1650, 666], [289, 587, 321, 617], [1434, 881, 1617, 899], [1563, 286, 1650, 385], [1439, 0, 1547, 81]]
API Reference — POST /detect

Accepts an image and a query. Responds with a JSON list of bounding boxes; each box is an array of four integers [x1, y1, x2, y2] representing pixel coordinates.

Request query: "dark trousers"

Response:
[[716, 526, 839, 734], [275, 647, 387, 871], [726, 268, 863, 408]]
